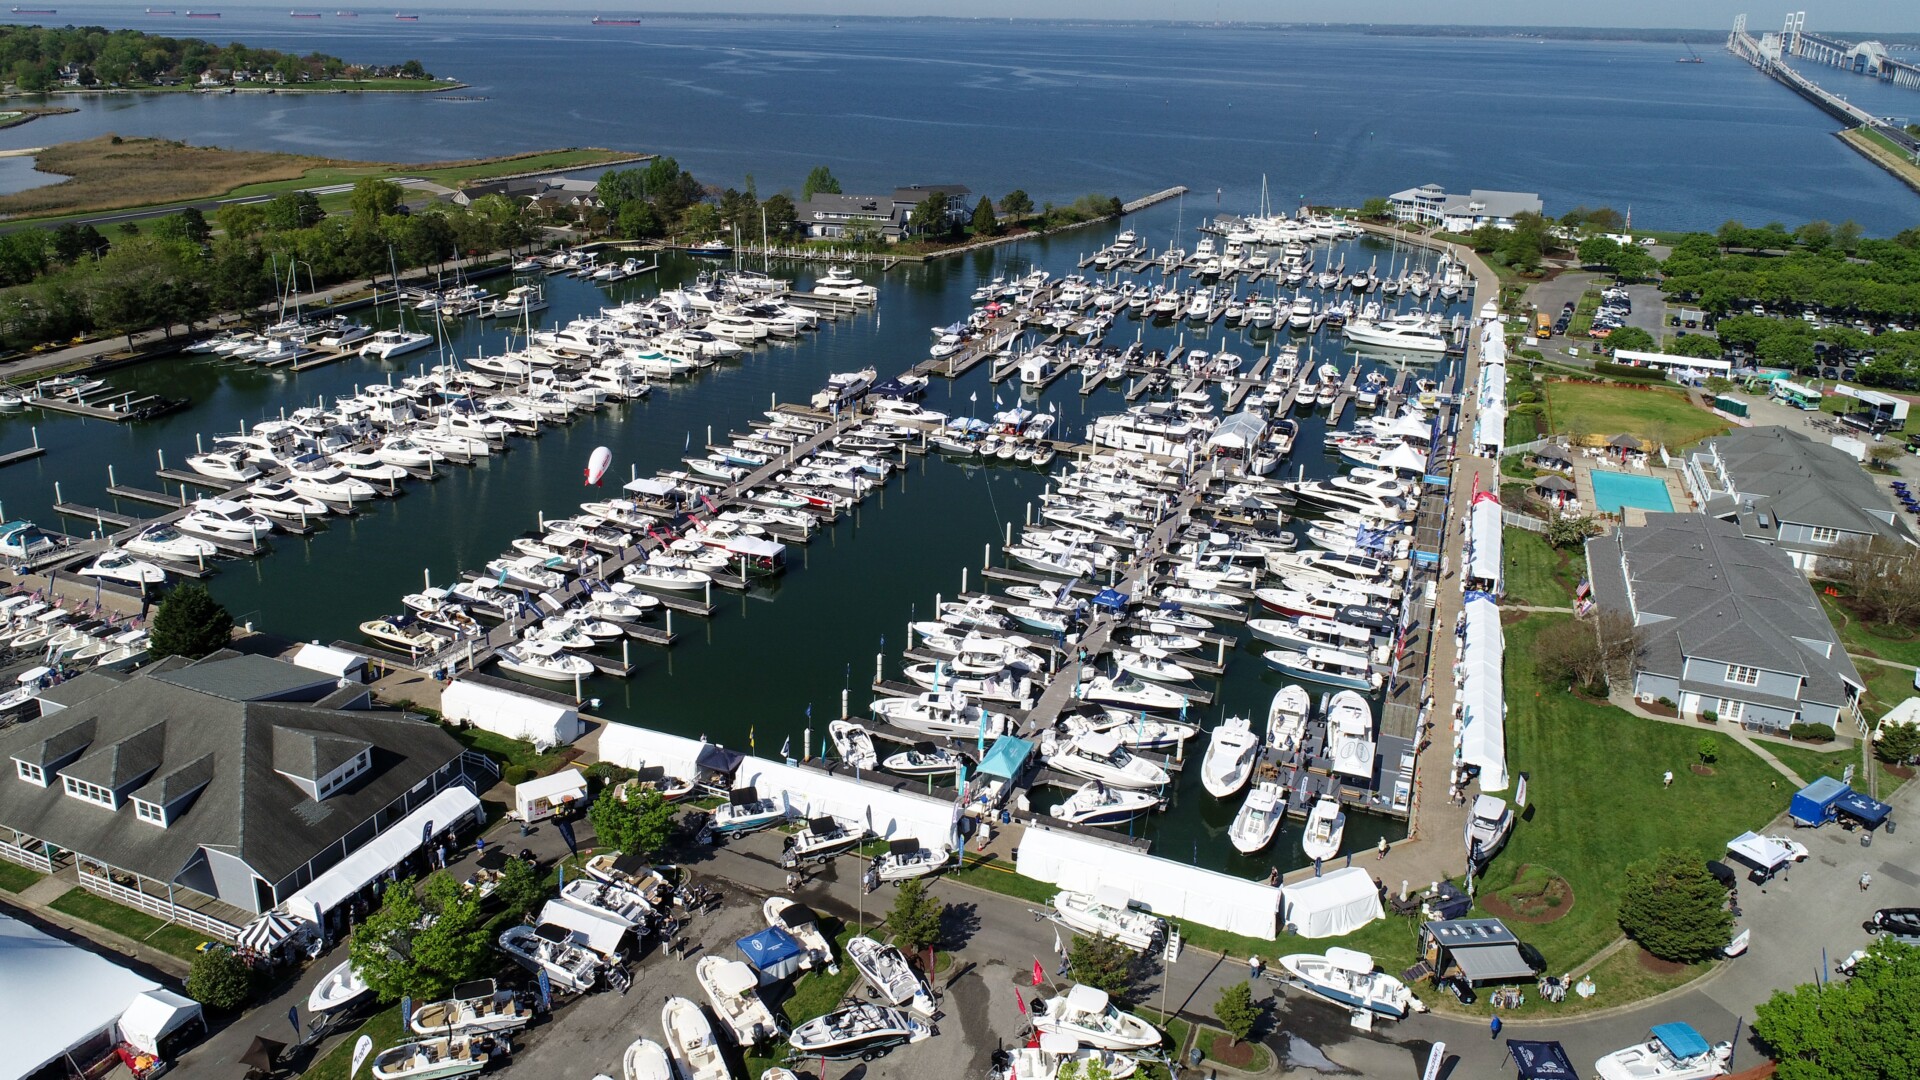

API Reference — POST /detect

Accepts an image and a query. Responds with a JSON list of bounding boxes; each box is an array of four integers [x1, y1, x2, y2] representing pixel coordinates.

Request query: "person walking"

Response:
[[1663, 770, 1673, 788], [1489, 1014, 1503, 1040], [1860, 871, 1872, 892], [1248, 955, 1262, 981], [1376, 836, 1389, 860]]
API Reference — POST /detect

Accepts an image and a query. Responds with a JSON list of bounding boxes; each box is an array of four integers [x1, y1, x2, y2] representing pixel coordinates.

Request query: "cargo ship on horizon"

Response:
[[592, 16, 642, 25]]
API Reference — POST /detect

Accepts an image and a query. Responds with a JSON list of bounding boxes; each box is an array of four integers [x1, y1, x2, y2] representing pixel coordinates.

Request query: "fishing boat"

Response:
[[1324, 690, 1377, 779], [787, 1003, 929, 1060], [661, 996, 730, 1080], [620, 1038, 673, 1080], [764, 897, 836, 971], [1300, 797, 1345, 861], [880, 742, 968, 778], [409, 980, 532, 1036], [696, 956, 781, 1045], [871, 838, 951, 882], [1049, 888, 1164, 952], [992, 1032, 1139, 1080], [581, 853, 678, 909], [1466, 794, 1515, 873], [1050, 781, 1160, 827], [1276, 948, 1417, 1019], [782, 816, 863, 866], [370, 1034, 498, 1080], [308, 957, 371, 1013], [1031, 984, 1161, 1051], [1199, 715, 1259, 798], [1041, 730, 1168, 790], [1261, 645, 1380, 692], [1265, 684, 1312, 755], [1111, 647, 1195, 684], [1594, 1024, 1733, 1080], [1229, 781, 1285, 854], [559, 877, 652, 927], [495, 924, 601, 994], [846, 935, 936, 1017], [827, 720, 878, 770], [711, 786, 784, 834], [1078, 709, 1196, 752]]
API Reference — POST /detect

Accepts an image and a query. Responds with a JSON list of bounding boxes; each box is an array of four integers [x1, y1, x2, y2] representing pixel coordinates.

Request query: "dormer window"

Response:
[[16, 761, 44, 785], [133, 798, 167, 827], [62, 775, 116, 809]]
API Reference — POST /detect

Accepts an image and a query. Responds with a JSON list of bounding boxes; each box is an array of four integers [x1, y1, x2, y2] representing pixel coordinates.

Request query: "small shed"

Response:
[[737, 927, 805, 983], [290, 643, 367, 683], [513, 768, 587, 824], [1789, 775, 1849, 826], [1419, 918, 1536, 986]]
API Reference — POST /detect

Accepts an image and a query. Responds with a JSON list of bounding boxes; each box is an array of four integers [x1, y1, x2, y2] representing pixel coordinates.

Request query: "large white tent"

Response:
[[1466, 492, 1504, 588], [596, 723, 710, 782], [736, 757, 956, 844], [1, 913, 160, 1080], [1279, 867, 1385, 938], [442, 678, 584, 748], [117, 988, 204, 1058], [1457, 594, 1509, 791], [1016, 825, 1281, 938], [283, 784, 481, 926]]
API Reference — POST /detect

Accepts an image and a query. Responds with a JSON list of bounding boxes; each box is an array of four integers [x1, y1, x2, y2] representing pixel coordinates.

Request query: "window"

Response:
[[133, 799, 166, 826], [61, 775, 115, 808], [1716, 699, 1747, 721], [1726, 665, 1760, 686], [15, 761, 43, 784], [1808, 526, 1840, 543]]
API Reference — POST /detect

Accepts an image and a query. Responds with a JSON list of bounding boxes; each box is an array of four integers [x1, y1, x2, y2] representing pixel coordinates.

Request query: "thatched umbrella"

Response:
[[1534, 474, 1576, 493], [1607, 433, 1644, 451]]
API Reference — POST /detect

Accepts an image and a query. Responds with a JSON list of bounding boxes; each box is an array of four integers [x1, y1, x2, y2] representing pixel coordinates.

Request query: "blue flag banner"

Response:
[[288, 1005, 301, 1038], [538, 968, 552, 1009]]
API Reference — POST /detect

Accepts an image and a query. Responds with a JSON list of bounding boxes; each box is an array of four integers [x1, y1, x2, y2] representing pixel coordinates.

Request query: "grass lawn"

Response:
[[301, 1004, 405, 1080], [1854, 658, 1913, 722], [1549, 946, 1716, 1017], [1197, 1024, 1272, 1072], [1507, 409, 1543, 446], [1762, 740, 1860, 785], [1820, 592, 1920, 668], [1136, 1005, 1191, 1056], [48, 887, 210, 960], [1503, 527, 1583, 608], [451, 727, 567, 776], [952, 852, 1056, 904], [1542, 381, 1729, 448], [0, 860, 43, 892], [1568, 289, 1602, 337]]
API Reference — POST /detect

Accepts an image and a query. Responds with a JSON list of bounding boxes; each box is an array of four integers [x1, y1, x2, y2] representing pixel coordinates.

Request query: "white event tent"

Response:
[[1457, 593, 1509, 791]]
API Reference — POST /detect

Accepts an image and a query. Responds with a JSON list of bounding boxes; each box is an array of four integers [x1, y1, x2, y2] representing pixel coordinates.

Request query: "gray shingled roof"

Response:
[[0, 654, 461, 889], [62, 722, 167, 791], [1585, 513, 1862, 710], [152, 652, 340, 702], [1689, 426, 1914, 546], [271, 727, 370, 783]]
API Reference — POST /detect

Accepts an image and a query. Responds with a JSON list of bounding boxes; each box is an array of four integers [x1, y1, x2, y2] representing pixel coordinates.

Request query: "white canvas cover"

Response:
[[442, 679, 582, 748], [736, 756, 956, 844], [0, 913, 160, 1078], [283, 784, 480, 926], [1017, 825, 1281, 938], [1280, 867, 1385, 938], [596, 724, 709, 783], [290, 643, 366, 680], [540, 900, 629, 957], [1457, 595, 1509, 791], [118, 988, 203, 1056], [514, 768, 587, 821], [1468, 499, 1504, 584]]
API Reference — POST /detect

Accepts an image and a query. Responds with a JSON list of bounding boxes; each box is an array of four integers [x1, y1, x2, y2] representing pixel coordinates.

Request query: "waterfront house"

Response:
[[797, 192, 907, 241], [891, 184, 972, 230], [1388, 184, 1542, 230], [1679, 425, 1915, 571], [1584, 512, 1864, 732], [0, 651, 479, 940]]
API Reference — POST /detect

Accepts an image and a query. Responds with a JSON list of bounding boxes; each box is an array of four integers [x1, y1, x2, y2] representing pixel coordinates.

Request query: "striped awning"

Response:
[[236, 910, 311, 953]]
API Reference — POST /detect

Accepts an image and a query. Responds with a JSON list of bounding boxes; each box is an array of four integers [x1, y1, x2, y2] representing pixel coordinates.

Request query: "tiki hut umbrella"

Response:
[[1533, 474, 1576, 494], [1532, 444, 1573, 467], [1607, 433, 1643, 451], [239, 1035, 285, 1072]]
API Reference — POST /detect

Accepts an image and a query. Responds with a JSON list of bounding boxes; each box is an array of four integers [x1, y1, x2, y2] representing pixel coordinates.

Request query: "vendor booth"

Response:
[[1789, 775, 1849, 826], [1506, 1039, 1578, 1079], [1726, 831, 1795, 883], [513, 768, 587, 824], [738, 927, 805, 983], [117, 988, 206, 1067]]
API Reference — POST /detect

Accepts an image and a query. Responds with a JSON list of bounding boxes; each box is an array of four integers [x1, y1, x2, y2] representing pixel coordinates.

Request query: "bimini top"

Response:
[[1650, 1022, 1711, 1060]]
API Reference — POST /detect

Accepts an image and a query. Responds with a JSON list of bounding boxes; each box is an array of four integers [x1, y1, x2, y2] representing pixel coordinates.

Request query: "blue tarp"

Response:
[[1836, 790, 1892, 828], [1505, 1039, 1577, 1079], [1650, 1023, 1711, 1060], [977, 735, 1035, 781], [1790, 776, 1849, 826], [738, 927, 803, 973]]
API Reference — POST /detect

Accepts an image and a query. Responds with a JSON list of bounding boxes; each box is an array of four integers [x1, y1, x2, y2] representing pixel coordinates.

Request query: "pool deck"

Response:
[[1575, 459, 1693, 526]]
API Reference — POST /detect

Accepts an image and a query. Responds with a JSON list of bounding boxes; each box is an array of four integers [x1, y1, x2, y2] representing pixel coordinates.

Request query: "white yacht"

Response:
[[361, 328, 435, 360], [813, 266, 878, 304], [1032, 984, 1161, 1051], [185, 449, 262, 483], [1276, 949, 1418, 1019], [1049, 888, 1165, 952], [1300, 796, 1345, 862], [125, 524, 218, 562], [1230, 781, 1285, 854], [1594, 1025, 1733, 1080], [182, 498, 274, 541], [1041, 730, 1168, 790], [1199, 715, 1259, 798], [1344, 312, 1449, 353], [1324, 690, 1377, 779], [289, 464, 378, 504]]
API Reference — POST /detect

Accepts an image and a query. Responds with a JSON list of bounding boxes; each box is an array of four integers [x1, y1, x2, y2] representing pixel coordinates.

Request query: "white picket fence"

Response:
[[1503, 509, 1550, 533]]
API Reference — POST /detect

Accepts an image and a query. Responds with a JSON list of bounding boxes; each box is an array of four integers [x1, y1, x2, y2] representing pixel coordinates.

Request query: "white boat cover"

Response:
[[442, 678, 583, 748], [1726, 831, 1794, 873], [1280, 867, 1385, 939], [1, 912, 159, 1078], [1457, 594, 1508, 791], [1018, 825, 1282, 938], [284, 784, 481, 925], [118, 988, 203, 1056], [541, 899, 630, 957], [1467, 495, 1503, 586], [513, 768, 587, 820]]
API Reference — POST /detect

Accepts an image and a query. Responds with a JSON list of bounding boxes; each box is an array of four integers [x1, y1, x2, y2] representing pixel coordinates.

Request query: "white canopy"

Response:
[[1017, 826, 1282, 939], [1, 913, 159, 1078], [623, 476, 678, 497], [541, 900, 630, 957], [1066, 984, 1110, 1012], [1467, 498, 1504, 585], [1280, 867, 1385, 939], [1457, 595, 1509, 791], [1378, 442, 1428, 474], [442, 679, 582, 748], [1389, 412, 1434, 441], [513, 768, 587, 820], [290, 643, 366, 681], [1726, 831, 1794, 873], [1475, 400, 1508, 455], [283, 784, 480, 926], [118, 988, 203, 1056], [1614, 348, 1732, 373]]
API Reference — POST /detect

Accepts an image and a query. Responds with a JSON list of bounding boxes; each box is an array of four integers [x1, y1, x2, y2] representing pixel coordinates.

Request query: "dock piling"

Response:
[[31, 427, 37, 449], [158, 449, 165, 472], [875, 652, 883, 685], [840, 687, 849, 719], [108, 465, 115, 487]]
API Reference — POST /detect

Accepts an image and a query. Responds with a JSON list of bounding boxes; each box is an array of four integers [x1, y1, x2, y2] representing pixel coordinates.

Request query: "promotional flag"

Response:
[[350, 1036, 374, 1079], [1032, 959, 1044, 986], [1054, 929, 1064, 956], [1015, 988, 1026, 1015], [555, 817, 579, 857], [781, 736, 792, 760], [288, 1005, 301, 1038], [537, 968, 553, 1010]]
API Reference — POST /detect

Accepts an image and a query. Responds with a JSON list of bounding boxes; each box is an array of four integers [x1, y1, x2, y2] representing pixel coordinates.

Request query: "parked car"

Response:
[[1863, 908, 1920, 941]]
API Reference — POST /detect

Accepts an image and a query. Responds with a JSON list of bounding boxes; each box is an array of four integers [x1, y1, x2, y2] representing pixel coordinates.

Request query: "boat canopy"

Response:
[[1650, 1022, 1711, 1060], [1039, 1031, 1080, 1055], [1206, 410, 1267, 452], [1323, 947, 1374, 973], [887, 837, 921, 857], [977, 735, 1033, 781], [1077, 732, 1122, 758], [1065, 984, 1109, 1013], [283, 784, 480, 925], [723, 536, 786, 560], [1505, 1039, 1578, 1080], [623, 476, 677, 497]]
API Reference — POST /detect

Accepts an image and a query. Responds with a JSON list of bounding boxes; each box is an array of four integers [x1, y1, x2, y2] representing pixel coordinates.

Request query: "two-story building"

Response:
[[1585, 513, 1864, 733], [797, 183, 972, 240], [1388, 184, 1541, 230], [1680, 425, 1915, 571]]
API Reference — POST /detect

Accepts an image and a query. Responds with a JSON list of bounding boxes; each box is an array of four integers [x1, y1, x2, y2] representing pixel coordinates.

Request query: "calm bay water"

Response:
[[0, 8, 1915, 232]]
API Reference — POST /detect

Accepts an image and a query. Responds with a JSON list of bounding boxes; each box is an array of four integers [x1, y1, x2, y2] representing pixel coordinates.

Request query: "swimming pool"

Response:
[[1590, 470, 1675, 514]]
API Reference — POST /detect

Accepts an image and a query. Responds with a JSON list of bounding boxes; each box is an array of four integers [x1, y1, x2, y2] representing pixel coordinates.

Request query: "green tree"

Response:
[[1212, 980, 1260, 1046], [350, 873, 492, 1003], [587, 785, 673, 859], [1579, 236, 1622, 269], [616, 200, 662, 240], [1667, 334, 1722, 359], [908, 193, 949, 237], [761, 192, 797, 239], [148, 582, 235, 659], [1617, 849, 1735, 962], [1359, 196, 1392, 220], [1056, 1059, 1117, 1080], [1605, 326, 1656, 353], [349, 178, 403, 223], [969, 195, 998, 237], [1753, 937, 1920, 1080], [262, 191, 323, 232], [1546, 512, 1598, 550], [185, 947, 252, 1011], [801, 165, 841, 201], [1696, 735, 1719, 764], [398, 59, 427, 79], [1067, 933, 1140, 1003], [883, 878, 944, 954], [999, 189, 1034, 219], [1876, 721, 1920, 764], [491, 855, 547, 921]]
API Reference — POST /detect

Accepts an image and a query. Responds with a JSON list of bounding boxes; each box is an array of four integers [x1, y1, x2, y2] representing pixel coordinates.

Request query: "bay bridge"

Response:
[[1727, 13, 1920, 161]]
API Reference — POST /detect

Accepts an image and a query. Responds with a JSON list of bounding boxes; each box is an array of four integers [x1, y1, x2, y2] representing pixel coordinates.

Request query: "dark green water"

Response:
[[0, 205, 1455, 875]]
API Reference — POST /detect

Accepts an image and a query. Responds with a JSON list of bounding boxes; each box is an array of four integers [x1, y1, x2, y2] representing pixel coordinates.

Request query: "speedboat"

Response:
[[1324, 690, 1377, 780], [309, 957, 372, 1014], [661, 996, 731, 1080], [1466, 794, 1514, 872], [125, 524, 218, 561], [621, 1039, 673, 1080], [496, 924, 601, 994], [77, 550, 168, 587], [622, 561, 712, 592], [711, 786, 785, 834], [1594, 1024, 1733, 1080], [370, 1035, 497, 1080], [993, 1032, 1139, 1080], [185, 448, 262, 483], [361, 614, 442, 653], [1042, 730, 1168, 790], [787, 1003, 929, 1060], [0, 520, 57, 560], [1230, 781, 1285, 854], [1111, 647, 1194, 684], [559, 877, 652, 927], [1082, 675, 1187, 712], [871, 838, 952, 882], [1266, 684, 1312, 755], [1050, 888, 1164, 952], [182, 498, 274, 541], [1262, 645, 1381, 692], [880, 742, 969, 778], [1199, 715, 1259, 798], [495, 639, 593, 682], [846, 935, 936, 1017], [290, 464, 378, 504], [782, 816, 863, 866], [1051, 781, 1160, 827], [1031, 984, 1161, 1051], [1078, 709, 1196, 752], [828, 720, 878, 770], [872, 691, 1013, 740], [1300, 797, 1345, 862], [764, 897, 836, 971], [409, 980, 532, 1036], [696, 956, 781, 1046], [1277, 948, 1417, 1019], [244, 482, 330, 519]]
